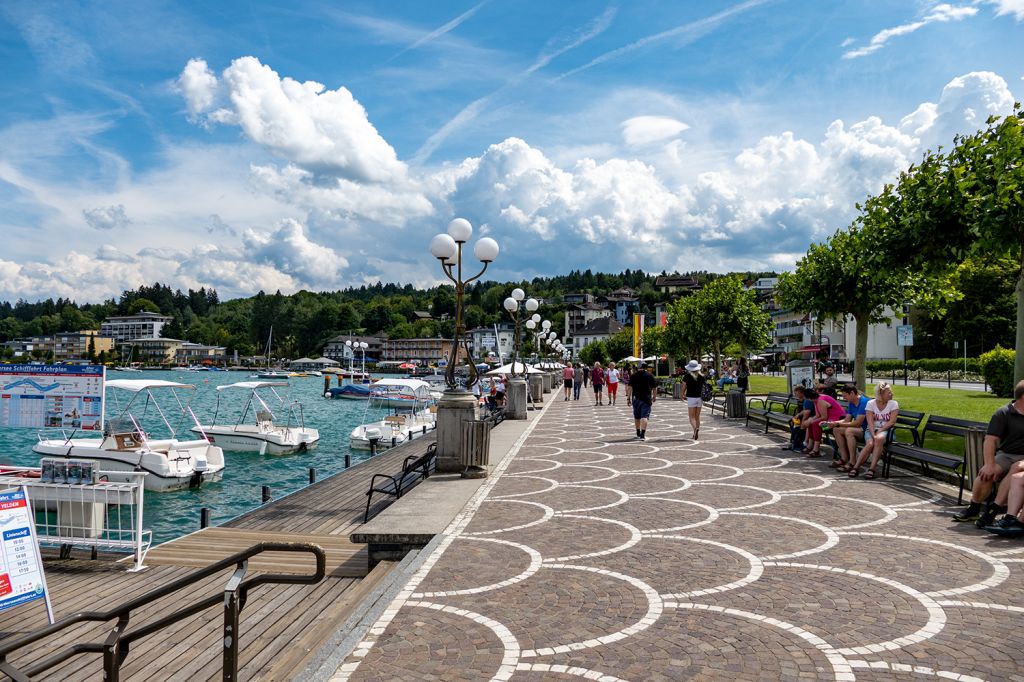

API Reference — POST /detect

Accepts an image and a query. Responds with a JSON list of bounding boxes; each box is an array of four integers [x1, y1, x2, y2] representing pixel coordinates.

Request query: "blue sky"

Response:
[[1, 0, 1022, 301]]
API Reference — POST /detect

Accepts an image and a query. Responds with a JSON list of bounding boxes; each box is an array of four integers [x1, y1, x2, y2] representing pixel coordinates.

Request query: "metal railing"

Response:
[[0, 542, 326, 682]]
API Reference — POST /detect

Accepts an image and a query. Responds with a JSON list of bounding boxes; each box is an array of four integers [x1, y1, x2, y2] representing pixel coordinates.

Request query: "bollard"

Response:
[[309, 467, 316, 484], [947, 370, 951, 389], [369, 439, 378, 457], [917, 370, 921, 387], [391, 436, 397, 448], [422, 425, 427, 434], [345, 454, 351, 468], [200, 507, 211, 529], [262, 486, 271, 504]]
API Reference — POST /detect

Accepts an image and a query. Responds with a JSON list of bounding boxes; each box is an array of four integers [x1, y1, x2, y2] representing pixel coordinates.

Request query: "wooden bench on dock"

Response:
[[364, 443, 437, 522], [884, 415, 986, 503]]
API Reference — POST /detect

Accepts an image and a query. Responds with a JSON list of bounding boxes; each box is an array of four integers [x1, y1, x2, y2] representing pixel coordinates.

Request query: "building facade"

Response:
[[323, 335, 387, 363], [381, 337, 462, 366], [573, 317, 624, 352], [175, 342, 228, 365], [565, 303, 610, 338], [100, 312, 174, 343], [468, 324, 516, 362], [132, 337, 183, 364]]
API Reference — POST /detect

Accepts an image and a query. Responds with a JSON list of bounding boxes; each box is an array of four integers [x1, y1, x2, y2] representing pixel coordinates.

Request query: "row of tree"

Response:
[[776, 104, 1024, 390]]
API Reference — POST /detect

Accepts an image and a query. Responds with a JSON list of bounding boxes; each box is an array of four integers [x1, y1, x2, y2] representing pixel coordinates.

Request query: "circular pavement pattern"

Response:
[[335, 395, 1024, 681]]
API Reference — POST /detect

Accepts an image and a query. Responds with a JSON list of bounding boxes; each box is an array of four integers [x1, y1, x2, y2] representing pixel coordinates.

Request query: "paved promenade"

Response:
[[333, 395, 1024, 682]]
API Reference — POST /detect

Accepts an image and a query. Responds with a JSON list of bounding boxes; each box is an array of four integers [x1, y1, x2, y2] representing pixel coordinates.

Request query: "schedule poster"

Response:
[[0, 364, 104, 431], [0, 488, 52, 621]]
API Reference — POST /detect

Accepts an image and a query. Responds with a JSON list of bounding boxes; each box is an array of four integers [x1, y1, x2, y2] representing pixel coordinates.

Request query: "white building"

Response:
[[573, 317, 623, 352], [100, 312, 173, 343], [469, 324, 516, 362]]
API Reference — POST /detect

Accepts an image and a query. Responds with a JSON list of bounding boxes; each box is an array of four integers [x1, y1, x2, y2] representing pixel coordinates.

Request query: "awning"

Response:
[[796, 345, 825, 353]]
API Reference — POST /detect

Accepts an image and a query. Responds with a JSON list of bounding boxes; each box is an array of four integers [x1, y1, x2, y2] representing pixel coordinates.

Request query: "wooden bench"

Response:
[[884, 415, 986, 503], [364, 443, 437, 522], [746, 392, 798, 433]]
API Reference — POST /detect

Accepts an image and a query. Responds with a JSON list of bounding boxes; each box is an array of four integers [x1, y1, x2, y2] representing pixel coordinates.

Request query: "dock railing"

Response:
[[0, 468, 151, 571], [0, 542, 326, 682]]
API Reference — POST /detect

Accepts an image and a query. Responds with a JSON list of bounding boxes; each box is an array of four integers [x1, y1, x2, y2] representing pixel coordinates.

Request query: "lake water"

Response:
[[0, 370, 394, 544]]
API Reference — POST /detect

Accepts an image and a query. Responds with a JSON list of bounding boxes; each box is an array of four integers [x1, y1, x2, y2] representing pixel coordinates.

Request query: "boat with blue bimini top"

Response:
[[191, 381, 319, 455], [32, 379, 226, 492]]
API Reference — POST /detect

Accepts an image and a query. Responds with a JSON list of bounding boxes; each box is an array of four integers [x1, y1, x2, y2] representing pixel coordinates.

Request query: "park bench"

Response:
[[707, 390, 728, 416], [883, 415, 986, 503], [364, 443, 437, 522], [746, 392, 798, 433]]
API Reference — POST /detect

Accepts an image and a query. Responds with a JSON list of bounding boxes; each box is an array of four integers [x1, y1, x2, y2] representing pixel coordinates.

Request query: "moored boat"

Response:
[[191, 381, 319, 455]]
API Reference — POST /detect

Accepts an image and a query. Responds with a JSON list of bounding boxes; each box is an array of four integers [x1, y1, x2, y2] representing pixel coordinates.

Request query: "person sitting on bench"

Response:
[[985, 459, 1024, 537], [954, 379, 1024, 527], [849, 383, 899, 479], [783, 385, 810, 452], [827, 384, 869, 473]]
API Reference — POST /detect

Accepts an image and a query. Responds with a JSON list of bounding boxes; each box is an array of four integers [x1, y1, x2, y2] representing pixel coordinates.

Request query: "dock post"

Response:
[[200, 507, 211, 529], [345, 454, 351, 468], [262, 486, 271, 504], [309, 468, 316, 484]]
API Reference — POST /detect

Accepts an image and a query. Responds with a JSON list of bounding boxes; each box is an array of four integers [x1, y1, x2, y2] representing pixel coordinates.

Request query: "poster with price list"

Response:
[[0, 364, 105, 431], [0, 488, 54, 623]]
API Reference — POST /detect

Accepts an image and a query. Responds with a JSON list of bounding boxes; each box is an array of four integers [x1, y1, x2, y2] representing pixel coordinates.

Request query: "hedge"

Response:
[[979, 347, 1015, 398]]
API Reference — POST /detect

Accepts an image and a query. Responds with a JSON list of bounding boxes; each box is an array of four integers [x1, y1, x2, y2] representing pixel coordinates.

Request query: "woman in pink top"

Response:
[[562, 365, 574, 401], [802, 388, 845, 457]]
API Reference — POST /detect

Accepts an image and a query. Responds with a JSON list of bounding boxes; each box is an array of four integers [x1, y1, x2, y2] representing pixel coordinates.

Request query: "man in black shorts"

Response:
[[629, 362, 658, 440], [953, 379, 1024, 526]]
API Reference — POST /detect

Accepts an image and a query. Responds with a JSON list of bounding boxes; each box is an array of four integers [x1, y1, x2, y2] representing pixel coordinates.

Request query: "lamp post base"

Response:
[[435, 389, 479, 473], [461, 465, 488, 479], [506, 377, 528, 419]]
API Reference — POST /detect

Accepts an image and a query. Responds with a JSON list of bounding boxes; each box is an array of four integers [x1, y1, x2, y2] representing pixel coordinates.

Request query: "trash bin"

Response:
[[529, 374, 544, 402], [673, 382, 683, 400], [726, 389, 747, 418], [460, 420, 491, 479]]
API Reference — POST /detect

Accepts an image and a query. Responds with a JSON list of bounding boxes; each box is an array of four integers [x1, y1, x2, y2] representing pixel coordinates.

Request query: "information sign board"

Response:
[[0, 364, 104, 431], [0, 487, 53, 622], [897, 325, 914, 347]]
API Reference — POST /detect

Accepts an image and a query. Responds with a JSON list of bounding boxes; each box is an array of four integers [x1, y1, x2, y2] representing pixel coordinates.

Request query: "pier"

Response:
[[0, 437, 437, 681]]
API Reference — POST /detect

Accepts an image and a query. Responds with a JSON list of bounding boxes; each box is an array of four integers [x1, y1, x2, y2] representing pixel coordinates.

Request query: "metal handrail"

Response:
[[0, 542, 326, 682]]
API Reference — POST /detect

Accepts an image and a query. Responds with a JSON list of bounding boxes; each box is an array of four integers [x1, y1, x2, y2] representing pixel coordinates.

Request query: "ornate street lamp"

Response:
[[503, 289, 538, 376], [430, 219, 499, 391]]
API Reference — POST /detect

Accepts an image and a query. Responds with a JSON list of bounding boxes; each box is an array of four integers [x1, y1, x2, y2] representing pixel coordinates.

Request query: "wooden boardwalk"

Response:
[[0, 436, 435, 681]]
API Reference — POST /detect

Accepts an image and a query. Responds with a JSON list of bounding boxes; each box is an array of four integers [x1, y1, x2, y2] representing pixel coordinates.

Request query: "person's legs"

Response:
[[693, 404, 702, 439], [609, 382, 618, 405], [573, 381, 581, 400], [832, 426, 850, 465], [1004, 462, 1024, 516], [806, 421, 822, 454]]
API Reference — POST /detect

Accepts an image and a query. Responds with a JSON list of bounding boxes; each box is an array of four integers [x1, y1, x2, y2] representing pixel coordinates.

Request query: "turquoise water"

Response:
[[0, 370, 393, 544]]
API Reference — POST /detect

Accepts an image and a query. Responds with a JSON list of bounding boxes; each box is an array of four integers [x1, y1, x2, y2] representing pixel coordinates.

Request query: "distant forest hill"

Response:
[[0, 270, 779, 359]]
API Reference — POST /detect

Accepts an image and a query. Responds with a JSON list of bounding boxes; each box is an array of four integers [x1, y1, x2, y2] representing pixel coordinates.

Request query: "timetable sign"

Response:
[[0, 364, 105, 431], [0, 488, 50, 616]]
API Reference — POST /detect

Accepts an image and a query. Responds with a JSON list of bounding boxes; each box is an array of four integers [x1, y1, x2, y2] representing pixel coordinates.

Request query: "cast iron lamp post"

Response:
[[429, 218, 499, 474], [502, 289, 538, 419]]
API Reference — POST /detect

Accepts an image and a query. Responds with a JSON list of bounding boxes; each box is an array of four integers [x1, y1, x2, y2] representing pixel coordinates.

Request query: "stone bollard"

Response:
[[529, 374, 544, 402], [506, 377, 528, 419], [435, 389, 480, 473]]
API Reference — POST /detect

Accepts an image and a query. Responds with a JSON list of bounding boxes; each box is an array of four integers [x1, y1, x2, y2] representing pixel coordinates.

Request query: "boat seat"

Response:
[[383, 415, 407, 425]]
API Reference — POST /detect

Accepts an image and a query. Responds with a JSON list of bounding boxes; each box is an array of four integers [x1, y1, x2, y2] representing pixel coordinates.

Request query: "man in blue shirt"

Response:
[[826, 384, 870, 472]]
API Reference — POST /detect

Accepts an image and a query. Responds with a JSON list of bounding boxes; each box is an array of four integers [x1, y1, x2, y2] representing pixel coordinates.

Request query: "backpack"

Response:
[[700, 379, 713, 402]]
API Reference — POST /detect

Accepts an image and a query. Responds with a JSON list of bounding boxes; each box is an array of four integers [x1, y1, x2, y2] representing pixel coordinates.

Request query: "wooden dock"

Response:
[[0, 436, 435, 681]]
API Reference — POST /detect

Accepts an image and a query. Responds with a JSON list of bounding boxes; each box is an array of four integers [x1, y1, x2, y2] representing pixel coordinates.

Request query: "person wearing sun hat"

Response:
[[680, 359, 707, 439]]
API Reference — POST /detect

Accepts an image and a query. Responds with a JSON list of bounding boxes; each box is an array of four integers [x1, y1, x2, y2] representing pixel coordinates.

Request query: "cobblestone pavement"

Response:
[[333, 395, 1024, 682]]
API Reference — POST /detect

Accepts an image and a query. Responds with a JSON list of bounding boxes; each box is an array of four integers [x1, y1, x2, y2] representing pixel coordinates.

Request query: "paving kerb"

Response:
[[331, 398, 1024, 681]]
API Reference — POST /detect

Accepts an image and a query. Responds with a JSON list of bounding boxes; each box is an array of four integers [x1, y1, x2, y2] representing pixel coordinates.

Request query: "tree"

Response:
[[776, 225, 913, 390], [128, 298, 161, 314], [879, 105, 1024, 382], [665, 275, 771, 372], [578, 341, 607, 366], [604, 328, 634, 362]]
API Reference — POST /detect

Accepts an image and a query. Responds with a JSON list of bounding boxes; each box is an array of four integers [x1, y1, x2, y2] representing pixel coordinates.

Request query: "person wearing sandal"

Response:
[[802, 388, 846, 457], [849, 383, 899, 479], [828, 384, 869, 472]]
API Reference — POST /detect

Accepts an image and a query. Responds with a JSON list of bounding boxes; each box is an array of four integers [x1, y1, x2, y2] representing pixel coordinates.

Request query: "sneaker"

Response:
[[985, 514, 1024, 537], [952, 502, 983, 523], [638, 435, 646, 441], [975, 503, 1006, 529]]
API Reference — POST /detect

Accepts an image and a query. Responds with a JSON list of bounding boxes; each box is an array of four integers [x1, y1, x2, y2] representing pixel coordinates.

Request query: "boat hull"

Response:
[[32, 439, 225, 492], [193, 426, 320, 455]]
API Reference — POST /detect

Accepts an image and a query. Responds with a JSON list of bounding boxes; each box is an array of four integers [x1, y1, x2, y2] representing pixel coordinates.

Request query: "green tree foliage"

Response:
[[666, 275, 771, 371], [126, 297, 161, 314], [577, 341, 607, 366], [604, 328, 635, 362], [776, 226, 914, 391]]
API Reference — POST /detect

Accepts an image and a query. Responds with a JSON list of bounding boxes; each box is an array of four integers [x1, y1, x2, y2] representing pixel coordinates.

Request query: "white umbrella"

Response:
[[534, 361, 565, 369], [485, 362, 543, 375], [621, 355, 642, 362], [642, 356, 658, 362]]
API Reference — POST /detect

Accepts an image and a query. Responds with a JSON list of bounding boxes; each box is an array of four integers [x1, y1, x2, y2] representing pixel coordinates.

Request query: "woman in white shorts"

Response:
[[681, 360, 708, 440], [850, 383, 899, 479]]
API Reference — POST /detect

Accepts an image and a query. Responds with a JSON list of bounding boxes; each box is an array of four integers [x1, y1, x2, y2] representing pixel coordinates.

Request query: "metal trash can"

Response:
[[672, 382, 683, 400], [529, 374, 544, 402], [726, 389, 747, 418], [461, 419, 491, 469]]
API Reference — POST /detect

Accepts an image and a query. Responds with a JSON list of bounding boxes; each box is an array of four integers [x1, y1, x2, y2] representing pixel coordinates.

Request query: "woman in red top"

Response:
[[802, 388, 846, 457], [562, 365, 574, 401], [591, 362, 606, 406]]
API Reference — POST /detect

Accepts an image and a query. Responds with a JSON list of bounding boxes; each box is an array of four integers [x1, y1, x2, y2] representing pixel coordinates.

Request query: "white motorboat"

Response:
[[32, 379, 225, 492], [192, 381, 319, 455], [368, 378, 434, 409], [349, 407, 437, 450]]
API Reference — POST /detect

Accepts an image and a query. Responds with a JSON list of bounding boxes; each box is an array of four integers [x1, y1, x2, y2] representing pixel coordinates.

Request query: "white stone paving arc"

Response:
[[411, 537, 544, 598], [463, 499, 556, 536]]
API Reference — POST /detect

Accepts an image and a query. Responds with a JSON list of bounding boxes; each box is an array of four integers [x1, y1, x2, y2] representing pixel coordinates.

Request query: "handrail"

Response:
[[0, 542, 326, 682]]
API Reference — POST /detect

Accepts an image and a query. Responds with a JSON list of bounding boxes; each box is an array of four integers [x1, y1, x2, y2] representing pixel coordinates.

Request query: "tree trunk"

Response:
[[1016, 265, 1024, 384], [854, 312, 869, 391]]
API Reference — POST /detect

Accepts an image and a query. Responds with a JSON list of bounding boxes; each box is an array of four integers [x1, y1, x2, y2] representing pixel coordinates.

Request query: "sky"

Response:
[[1, 0, 1022, 303]]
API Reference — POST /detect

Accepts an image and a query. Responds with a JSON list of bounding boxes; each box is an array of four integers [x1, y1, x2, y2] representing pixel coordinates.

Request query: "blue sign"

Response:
[[0, 364, 105, 430]]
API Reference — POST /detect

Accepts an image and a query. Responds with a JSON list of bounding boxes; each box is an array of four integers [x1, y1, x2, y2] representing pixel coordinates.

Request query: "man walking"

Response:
[[629, 362, 658, 440], [573, 363, 584, 400]]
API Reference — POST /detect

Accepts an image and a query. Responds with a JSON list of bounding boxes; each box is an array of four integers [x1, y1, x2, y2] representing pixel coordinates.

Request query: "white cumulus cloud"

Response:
[[981, 0, 1024, 21], [82, 204, 131, 230]]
